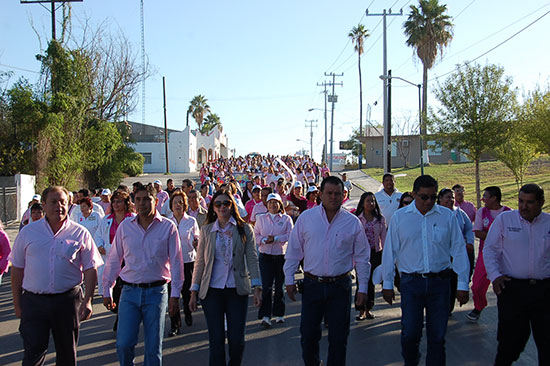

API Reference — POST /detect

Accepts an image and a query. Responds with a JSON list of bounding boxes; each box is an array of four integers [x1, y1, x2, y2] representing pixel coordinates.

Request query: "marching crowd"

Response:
[[0, 153, 548, 366]]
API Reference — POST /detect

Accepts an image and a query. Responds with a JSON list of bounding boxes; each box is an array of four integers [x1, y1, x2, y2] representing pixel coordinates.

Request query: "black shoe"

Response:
[[185, 314, 193, 326], [168, 327, 180, 337]]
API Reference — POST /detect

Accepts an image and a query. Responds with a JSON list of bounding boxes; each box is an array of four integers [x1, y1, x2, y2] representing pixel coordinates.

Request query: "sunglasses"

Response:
[[213, 200, 232, 208], [418, 194, 437, 201], [402, 200, 413, 206]]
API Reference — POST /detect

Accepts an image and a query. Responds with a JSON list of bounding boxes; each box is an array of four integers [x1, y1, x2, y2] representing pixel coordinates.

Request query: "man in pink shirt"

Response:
[[284, 176, 370, 366], [102, 184, 184, 365], [453, 184, 476, 222], [468, 186, 511, 322], [153, 180, 170, 212], [10, 186, 103, 366], [483, 184, 550, 365]]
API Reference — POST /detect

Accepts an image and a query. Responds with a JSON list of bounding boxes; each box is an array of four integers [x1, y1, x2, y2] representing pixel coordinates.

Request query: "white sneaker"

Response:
[[274, 316, 285, 324], [261, 317, 272, 327]]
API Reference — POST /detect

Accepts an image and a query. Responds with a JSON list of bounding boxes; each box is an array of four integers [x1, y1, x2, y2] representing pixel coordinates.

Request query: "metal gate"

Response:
[[0, 185, 17, 224]]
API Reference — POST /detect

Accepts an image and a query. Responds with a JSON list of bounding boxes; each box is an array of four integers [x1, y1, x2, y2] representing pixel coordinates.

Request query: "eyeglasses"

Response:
[[213, 200, 232, 208], [402, 200, 413, 206], [418, 194, 437, 201]]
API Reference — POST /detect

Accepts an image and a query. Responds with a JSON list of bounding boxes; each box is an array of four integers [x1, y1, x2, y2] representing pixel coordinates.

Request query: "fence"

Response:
[[0, 185, 17, 224]]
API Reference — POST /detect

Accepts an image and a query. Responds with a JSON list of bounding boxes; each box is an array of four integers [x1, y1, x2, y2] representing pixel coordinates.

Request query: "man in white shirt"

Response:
[[382, 175, 470, 366], [375, 173, 402, 222]]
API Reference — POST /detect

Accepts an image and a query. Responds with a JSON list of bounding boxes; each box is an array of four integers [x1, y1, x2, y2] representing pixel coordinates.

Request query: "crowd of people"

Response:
[[1, 153, 549, 366]]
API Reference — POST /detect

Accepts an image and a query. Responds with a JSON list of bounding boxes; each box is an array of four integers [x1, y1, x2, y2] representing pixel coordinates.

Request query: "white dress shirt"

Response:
[[169, 213, 200, 263], [382, 202, 470, 291], [375, 189, 402, 223]]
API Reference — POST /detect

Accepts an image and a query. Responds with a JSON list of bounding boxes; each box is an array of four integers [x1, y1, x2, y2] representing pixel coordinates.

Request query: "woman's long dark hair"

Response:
[[206, 189, 248, 243], [354, 192, 382, 220], [398, 192, 414, 209]]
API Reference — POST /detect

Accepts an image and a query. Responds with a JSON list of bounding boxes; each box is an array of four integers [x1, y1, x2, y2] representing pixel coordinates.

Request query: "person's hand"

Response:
[[492, 275, 511, 295], [189, 291, 198, 312], [193, 238, 198, 248], [253, 287, 262, 307], [79, 299, 93, 321], [466, 244, 474, 254], [382, 289, 395, 305], [103, 297, 116, 311], [456, 290, 469, 305], [355, 292, 367, 308], [168, 297, 180, 317], [98, 246, 106, 255], [266, 235, 275, 244], [14, 304, 22, 319], [286, 284, 297, 302]]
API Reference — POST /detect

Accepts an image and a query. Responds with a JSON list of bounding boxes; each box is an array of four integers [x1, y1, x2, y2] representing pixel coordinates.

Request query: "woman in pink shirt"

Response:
[[254, 193, 294, 327], [0, 219, 11, 285], [305, 186, 319, 210], [354, 192, 386, 320]]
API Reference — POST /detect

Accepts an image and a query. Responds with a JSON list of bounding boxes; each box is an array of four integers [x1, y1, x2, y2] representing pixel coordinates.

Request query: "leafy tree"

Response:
[[429, 63, 517, 206], [404, 0, 453, 150], [200, 113, 222, 134], [187, 95, 211, 130], [522, 86, 550, 155], [348, 24, 370, 168]]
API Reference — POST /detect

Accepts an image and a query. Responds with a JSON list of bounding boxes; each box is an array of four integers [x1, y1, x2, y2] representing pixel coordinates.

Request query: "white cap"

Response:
[[32, 194, 41, 201], [307, 186, 318, 193], [205, 177, 211, 181], [101, 188, 111, 196], [266, 193, 283, 203], [153, 180, 162, 185], [252, 185, 262, 191], [294, 181, 303, 188]]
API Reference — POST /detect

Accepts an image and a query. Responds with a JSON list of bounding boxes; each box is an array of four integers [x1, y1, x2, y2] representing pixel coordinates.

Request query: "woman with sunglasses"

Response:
[[354, 192, 387, 320], [398, 192, 414, 208], [437, 188, 475, 315], [189, 189, 262, 366]]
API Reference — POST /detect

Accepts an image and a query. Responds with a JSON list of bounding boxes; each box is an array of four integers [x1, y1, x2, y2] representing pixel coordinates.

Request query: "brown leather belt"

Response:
[[304, 271, 350, 283]]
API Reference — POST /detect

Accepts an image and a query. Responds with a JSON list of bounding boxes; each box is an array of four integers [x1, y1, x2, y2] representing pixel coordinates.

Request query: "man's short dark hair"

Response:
[[519, 183, 544, 202], [261, 187, 273, 194], [484, 186, 502, 203], [382, 173, 394, 182], [167, 178, 173, 184], [135, 184, 156, 198], [182, 179, 194, 189], [452, 184, 464, 191], [321, 176, 344, 192], [413, 175, 438, 192], [78, 189, 90, 197], [30, 203, 43, 212], [117, 184, 129, 193], [132, 181, 143, 188]]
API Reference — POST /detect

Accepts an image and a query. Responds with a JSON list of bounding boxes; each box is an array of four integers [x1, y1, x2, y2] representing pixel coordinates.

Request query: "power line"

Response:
[[0, 63, 40, 74]]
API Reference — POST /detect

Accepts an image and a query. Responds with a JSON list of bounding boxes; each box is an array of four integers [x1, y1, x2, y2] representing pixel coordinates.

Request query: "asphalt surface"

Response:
[[0, 170, 539, 365]]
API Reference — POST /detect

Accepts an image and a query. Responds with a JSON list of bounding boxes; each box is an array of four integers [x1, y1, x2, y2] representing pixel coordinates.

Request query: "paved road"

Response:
[[0, 170, 538, 365]]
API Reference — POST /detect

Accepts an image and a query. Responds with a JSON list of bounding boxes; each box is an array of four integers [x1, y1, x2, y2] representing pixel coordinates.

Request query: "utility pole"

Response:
[[387, 69, 392, 173], [162, 77, 170, 174], [305, 119, 318, 159], [316, 82, 329, 164], [20, 0, 83, 41], [325, 72, 343, 171], [366, 8, 403, 173]]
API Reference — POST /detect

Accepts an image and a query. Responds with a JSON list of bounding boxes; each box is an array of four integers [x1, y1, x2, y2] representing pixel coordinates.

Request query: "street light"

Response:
[[309, 108, 327, 164], [379, 74, 424, 176], [296, 139, 309, 157]]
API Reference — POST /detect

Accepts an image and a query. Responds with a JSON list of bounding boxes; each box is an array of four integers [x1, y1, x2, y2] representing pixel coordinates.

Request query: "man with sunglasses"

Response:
[[382, 175, 470, 366]]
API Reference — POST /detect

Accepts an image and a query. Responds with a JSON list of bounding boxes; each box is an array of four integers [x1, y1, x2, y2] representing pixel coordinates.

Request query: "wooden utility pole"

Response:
[[20, 0, 83, 41], [162, 77, 170, 174]]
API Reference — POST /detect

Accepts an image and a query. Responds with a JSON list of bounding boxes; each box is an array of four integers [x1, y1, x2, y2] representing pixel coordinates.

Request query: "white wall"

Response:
[[16, 174, 36, 219], [134, 142, 168, 173]]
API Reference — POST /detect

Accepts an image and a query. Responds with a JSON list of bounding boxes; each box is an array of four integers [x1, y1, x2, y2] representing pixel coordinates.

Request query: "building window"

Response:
[[141, 152, 152, 164]]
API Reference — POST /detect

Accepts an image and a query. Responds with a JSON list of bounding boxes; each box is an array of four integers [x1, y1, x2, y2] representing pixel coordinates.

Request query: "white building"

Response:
[[128, 121, 230, 173]]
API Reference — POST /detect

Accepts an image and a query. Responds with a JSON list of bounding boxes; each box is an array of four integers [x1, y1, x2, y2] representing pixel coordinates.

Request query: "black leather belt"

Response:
[[510, 278, 550, 285], [24, 286, 80, 297], [304, 271, 350, 283], [402, 268, 453, 279], [121, 279, 167, 288]]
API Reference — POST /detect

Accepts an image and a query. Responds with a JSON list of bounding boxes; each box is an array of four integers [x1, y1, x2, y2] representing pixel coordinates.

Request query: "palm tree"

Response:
[[186, 95, 211, 130], [200, 113, 222, 135], [403, 0, 453, 142], [348, 24, 370, 169]]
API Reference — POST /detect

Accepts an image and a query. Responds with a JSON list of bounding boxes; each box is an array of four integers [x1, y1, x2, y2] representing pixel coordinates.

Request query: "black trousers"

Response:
[[19, 287, 82, 366], [495, 278, 550, 366], [168, 261, 194, 329], [355, 249, 382, 311]]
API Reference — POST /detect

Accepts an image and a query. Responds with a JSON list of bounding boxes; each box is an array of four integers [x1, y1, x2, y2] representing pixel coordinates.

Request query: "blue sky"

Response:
[[2, 0, 550, 162]]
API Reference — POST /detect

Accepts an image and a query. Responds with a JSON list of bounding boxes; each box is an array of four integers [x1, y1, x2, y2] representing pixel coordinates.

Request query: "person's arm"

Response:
[[283, 218, 304, 301], [0, 232, 11, 273], [483, 215, 508, 294], [474, 230, 487, 240], [80, 267, 97, 321], [381, 215, 399, 304], [273, 216, 293, 243], [244, 225, 262, 307], [102, 227, 124, 302], [253, 217, 266, 246], [379, 216, 387, 249], [449, 213, 470, 294], [11, 266, 24, 318], [461, 210, 475, 248], [353, 222, 371, 294]]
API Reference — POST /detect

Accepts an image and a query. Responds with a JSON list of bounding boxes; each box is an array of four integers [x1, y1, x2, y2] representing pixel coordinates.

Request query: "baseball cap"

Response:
[[153, 180, 162, 185], [307, 186, 318, 193], [294, 181, 303, 188], [101, 188, 111, 196], [32, 194, 41, 201], [252, 185, 262, 191], [266, 193, 283, 203]]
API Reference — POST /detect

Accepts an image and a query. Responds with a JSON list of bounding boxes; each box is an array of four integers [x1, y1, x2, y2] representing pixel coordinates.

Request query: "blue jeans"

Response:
[[300, 275, 352, 366], [400, 274, 450, 366], [258, 253, 285, 318], [116, 284, 168, 366], [201, 287, 248, 366]]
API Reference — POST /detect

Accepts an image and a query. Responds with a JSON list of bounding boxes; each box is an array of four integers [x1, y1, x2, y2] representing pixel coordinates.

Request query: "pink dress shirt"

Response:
[[484, 210, 550, 282], [454, 200, 476, 222], [283, 205, 371, 292], [102, 212, 184, 298], [156, 190, 170, 212], [245, 198, 261, 219], [250, 202, 267, 223], [254, 213, 294, 255], [0, 230, 11, 273], [358, 213, 387, 252], [209, 217, 237, 289], [9, 218, 103, 294], [170, 213, 200, 263]]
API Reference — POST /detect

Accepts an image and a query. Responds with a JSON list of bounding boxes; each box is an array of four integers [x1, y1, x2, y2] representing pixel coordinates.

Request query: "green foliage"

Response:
[[522, 86, 550, 155], [200, 113, 222, 134], [187, 95, 211, 130]]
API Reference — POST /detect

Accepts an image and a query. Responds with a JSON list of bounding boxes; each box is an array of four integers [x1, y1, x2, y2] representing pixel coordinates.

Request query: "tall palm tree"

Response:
[[404, 0, 453, 141], [186, 95, 211, 130], [200, 113, 222, 134], [348, 24, 370, 169]]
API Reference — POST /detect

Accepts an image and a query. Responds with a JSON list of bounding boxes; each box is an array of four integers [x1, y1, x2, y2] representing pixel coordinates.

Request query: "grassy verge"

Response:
[[362, 156, 550, 211]]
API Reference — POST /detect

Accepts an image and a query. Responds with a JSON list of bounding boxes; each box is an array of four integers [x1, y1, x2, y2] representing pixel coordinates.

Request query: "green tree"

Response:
[[429, 63, 517, 206], [522, 86, 550, 155], [348, 24, 370, 168], [187, 95, 211, 130], [200, 113, 222, 134], [404, 0, 453, 150]]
